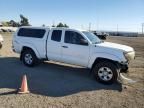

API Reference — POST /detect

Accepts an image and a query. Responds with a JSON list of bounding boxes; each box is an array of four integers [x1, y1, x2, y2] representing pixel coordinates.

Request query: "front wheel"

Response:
[[92, 61, 119, 84]]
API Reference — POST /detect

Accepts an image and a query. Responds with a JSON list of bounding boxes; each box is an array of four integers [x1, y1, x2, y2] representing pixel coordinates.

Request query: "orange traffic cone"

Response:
[[18, 75, 30, 94]]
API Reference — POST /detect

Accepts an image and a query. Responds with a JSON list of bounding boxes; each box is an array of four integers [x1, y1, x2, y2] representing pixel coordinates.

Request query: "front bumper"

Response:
[[120, 51, 135, 73], [12, 47, 16, 52], [119, 63, 128, 73]]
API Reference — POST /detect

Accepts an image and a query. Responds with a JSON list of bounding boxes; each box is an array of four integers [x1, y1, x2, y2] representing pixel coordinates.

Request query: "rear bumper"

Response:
[[12, 45, 16, 52], [0, 42, 2, 49], [12, 48, 16, 52]]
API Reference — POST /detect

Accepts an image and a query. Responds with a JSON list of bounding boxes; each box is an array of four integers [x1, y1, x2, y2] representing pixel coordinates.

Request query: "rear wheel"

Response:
[[21, 49, 39, 67], [92, 61, 119, 84]]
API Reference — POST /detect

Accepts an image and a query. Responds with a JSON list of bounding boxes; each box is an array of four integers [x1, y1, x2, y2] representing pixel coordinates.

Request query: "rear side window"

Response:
[[18, 28, 46, 38], [51, 30, 62, 42]]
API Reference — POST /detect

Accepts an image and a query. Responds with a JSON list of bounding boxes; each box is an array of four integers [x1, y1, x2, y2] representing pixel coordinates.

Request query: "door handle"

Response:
[[62, 46, 68, 48]]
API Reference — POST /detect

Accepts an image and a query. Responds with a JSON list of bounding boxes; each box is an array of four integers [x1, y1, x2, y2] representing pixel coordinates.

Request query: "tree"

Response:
[[9, 20, 20, 27], [0, 14, 30, 27], [56, 22, 64, 27], [42, 24, 46, 27], [20, 14, 30, 26], [64, 24, 69, 28], [1, 21, 10, 26], [52, 24, 55, 27], [56, 22, 69, 28]]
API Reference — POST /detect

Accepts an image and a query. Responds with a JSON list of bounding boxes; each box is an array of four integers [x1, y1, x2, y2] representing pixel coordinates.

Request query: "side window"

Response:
[[51, 30, 62, 42], [18, 28, 46, 38], [64, 31, 87, 45]]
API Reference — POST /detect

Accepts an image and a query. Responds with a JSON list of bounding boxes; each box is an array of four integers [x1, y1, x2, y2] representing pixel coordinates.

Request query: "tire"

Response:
[[21, 49, 39, 67], [92, 61, 119, 84]]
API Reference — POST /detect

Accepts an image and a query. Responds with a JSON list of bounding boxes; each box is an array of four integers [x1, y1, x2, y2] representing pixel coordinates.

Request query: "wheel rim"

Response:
[[98, 67, 113, 81], [24, 54, 33, 65]]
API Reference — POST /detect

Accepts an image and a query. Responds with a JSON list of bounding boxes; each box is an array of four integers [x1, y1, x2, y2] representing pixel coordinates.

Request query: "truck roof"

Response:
[[18, 26, 87, 32]]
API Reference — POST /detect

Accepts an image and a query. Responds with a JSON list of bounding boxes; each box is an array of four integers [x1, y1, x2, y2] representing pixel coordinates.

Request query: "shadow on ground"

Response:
[[0, 57, 122, 97]]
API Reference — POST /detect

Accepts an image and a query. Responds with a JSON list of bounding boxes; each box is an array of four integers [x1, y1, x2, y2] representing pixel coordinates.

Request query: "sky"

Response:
[[0, 0, 144, 32]]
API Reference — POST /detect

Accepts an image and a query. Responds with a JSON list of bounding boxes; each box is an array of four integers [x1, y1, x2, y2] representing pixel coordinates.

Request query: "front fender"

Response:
[[88, 52, 122, 68]]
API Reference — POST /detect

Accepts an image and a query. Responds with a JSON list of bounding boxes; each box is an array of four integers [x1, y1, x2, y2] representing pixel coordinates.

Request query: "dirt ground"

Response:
[[0, 33, 144, 108]]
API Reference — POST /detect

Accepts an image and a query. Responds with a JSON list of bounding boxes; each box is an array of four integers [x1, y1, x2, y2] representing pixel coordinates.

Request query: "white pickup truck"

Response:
[[12, 27, 135, 84]]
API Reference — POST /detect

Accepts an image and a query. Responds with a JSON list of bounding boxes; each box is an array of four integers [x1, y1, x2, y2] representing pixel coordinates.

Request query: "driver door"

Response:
[[61, 30, 90, 67]]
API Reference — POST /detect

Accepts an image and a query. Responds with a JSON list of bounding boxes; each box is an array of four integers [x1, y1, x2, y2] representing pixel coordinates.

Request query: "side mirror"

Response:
[[80, 39, 88, 46]]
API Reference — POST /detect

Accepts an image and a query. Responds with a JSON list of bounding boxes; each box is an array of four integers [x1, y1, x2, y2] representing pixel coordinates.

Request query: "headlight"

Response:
[[124, 51, 135, 62]]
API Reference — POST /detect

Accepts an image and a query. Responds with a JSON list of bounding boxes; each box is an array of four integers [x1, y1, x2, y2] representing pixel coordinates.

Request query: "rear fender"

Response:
[[21, 43, 41, 59]]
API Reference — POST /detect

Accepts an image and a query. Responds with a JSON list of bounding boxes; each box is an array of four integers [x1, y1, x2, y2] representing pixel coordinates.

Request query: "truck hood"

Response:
[[97, 42, 134, 52]]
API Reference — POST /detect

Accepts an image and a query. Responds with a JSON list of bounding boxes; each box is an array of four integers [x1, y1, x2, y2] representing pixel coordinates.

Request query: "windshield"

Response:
[[82, 31, 102, 44]]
